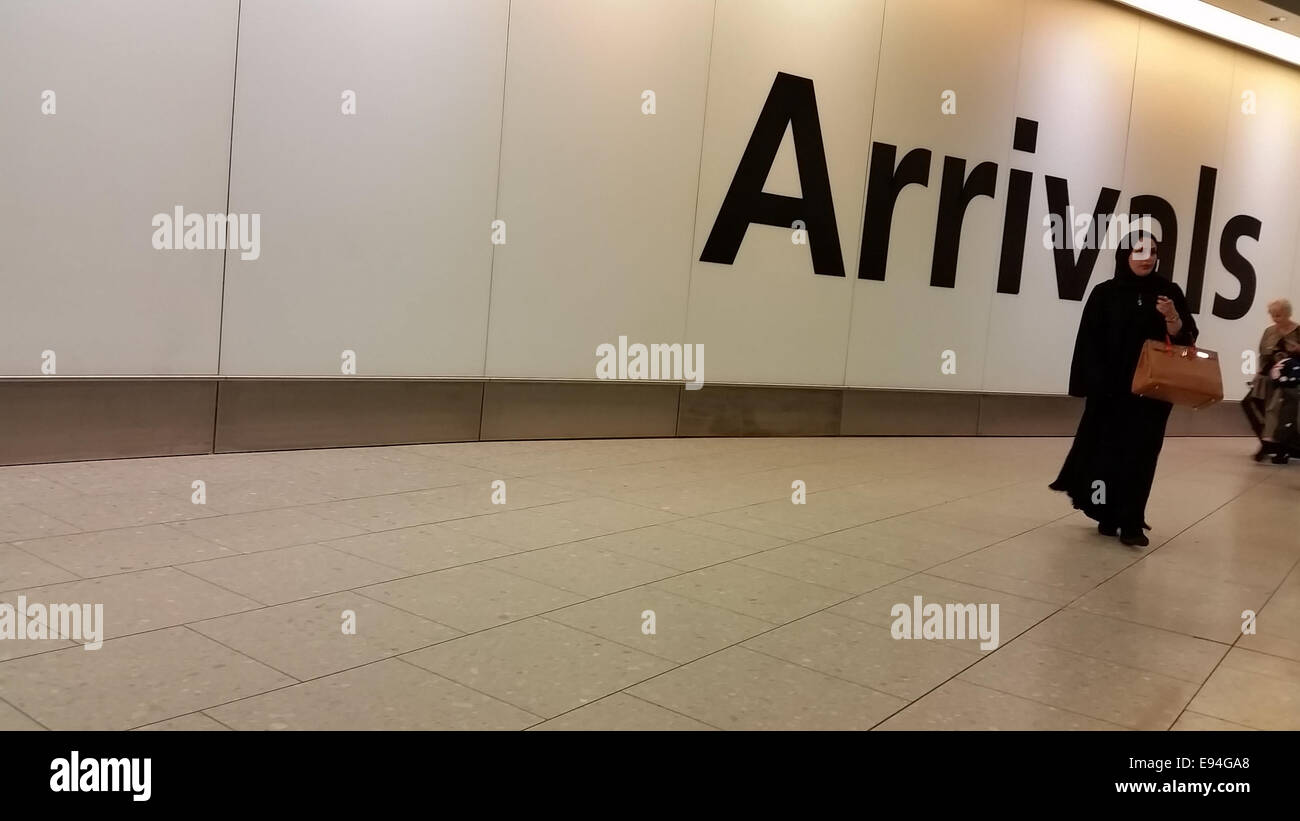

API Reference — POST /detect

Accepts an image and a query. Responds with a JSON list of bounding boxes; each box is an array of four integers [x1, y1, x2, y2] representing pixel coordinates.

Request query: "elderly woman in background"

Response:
[[1246, 298, 1300, 463]]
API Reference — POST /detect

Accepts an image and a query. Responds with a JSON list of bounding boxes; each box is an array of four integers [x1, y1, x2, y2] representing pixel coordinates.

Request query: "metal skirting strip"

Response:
[[0, 379, 1251, 466]]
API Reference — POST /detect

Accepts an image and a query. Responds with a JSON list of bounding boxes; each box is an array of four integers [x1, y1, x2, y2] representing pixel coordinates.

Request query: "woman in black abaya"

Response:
[[1050, 231, 1198, 547]]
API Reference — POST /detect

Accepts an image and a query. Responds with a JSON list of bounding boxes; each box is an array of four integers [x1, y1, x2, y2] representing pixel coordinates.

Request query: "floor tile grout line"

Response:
[[1, 510, 774, 647], [3, 438, 1288, 730], [197, 710, 238, 731], [514, 513, 1091, 727], [389, 655, 552, 728], [871, 678, 1133, 731], [178, 623, 303, 684], [1165, 550, 1300, 729], [6, 477, 1224, 673], [0, 692, 52, 731], [112, 630, 552, 731], [0, 436, 1137, 549]]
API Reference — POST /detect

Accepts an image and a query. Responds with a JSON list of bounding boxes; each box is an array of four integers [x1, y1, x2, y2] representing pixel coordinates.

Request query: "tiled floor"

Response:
[[0, 436, 1296, 731]]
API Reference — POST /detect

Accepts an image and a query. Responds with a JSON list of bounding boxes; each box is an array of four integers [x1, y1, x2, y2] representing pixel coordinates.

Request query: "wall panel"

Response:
[[0, 0, 238, 375], [219, 0, 508, 376], [982, 0, 1142, 393], [483, 0, 714, 379], [683, 0, 885, 386], [845, 0, 1026, 390]]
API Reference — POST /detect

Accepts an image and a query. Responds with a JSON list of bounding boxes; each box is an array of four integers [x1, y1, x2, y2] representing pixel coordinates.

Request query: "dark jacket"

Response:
[[1068, 273, 1199, 399]]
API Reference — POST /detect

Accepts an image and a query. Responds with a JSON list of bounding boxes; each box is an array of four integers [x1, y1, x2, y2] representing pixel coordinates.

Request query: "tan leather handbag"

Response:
[[1131, 336, 1224, 408]]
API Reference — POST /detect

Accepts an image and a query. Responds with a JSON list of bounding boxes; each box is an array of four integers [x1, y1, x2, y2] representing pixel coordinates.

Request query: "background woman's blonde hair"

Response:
[[1268, 298, 1293, 318]]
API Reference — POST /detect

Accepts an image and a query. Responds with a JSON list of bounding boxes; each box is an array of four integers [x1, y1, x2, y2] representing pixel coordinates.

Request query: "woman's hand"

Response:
[[1156, 295, 1182, 335]]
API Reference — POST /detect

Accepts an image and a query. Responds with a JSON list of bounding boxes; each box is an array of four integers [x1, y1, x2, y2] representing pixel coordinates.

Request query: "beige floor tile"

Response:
[[0, 503, 79, 541], [1073, 561, 1272, 643], [876, 679, 1125, 730], [925, 565, 1084, 606], [301, 492, 460, 532], [208, 658, 538, 730], [166, 452, 299, 484], [0, 567, 260, 641], [912, 499, 1055, 539], [542, 460, 717, 496], [0, 578, 78, 660], [357, 565, 582, 631], [827, 573, 1057, 654], [486, 543, 676, 597], [190, 591, 460, 680], [0, 470, 83, 506], [1186, 648, 1300, 730], [12, 525, 236, 577], [0, 699, 46, 730], [0, 545, 78, 592], [0, 626, 294, 730], [699, 508, 824, 541], [135, 713, 229, 731], [1145, 538, 1298, 592], [858, 513, 1005, 551], [196, 477, 339, 515], [179, 544, 404, 606], [726, 496, 895, 537], [926, 535, 1139, 605], [307, 461, 499, 499], [744, 612, 981, 700], [610, 477, 788, 516], [1238, 583, 1300, 661], [580, 524, 756, 571], [628, 646, 906, 730], [441, 507, 610, 550], [1, 436, 1287, 731], [529, 693, 716, 730], [959, 639, 1200, 730], [804, 527, 977, 571], [1019, 609, 1227, 683], [166, 508, 366, 554], [402, 618, 674, 718], [545, 587, 771, 663], [26, 490, 220, 531], [416, 479, 581, 518], [1170, 711, 1255, 731], [28, 460, 189, 497], [1238, 632, 1300, 663], [325, 523, 519, 574], [664, 518, 789, 550], [541, 497, 680, 531], [736, 544, 911, 594], [652, 563, 850, 625]]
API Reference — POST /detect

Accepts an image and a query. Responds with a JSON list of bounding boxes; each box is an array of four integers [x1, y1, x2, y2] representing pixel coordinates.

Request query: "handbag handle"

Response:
[[1164, 333, 1199, 357]]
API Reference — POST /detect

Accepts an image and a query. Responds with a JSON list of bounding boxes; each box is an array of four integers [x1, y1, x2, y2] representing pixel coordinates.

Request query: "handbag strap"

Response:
[[1164, 333, 1198, 357]]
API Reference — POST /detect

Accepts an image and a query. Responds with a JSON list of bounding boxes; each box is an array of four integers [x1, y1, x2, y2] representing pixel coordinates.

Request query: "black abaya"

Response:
[[1050, 262, 1199, 531]]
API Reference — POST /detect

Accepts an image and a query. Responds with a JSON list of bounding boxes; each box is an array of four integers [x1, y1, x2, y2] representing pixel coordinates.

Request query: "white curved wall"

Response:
[[3, 0, 1298, 394]]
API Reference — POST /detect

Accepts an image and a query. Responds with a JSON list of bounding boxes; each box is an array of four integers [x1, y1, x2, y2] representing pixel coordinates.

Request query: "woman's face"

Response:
[[1270, 305, 1293, 328], [1128, 238, 1157, 276]]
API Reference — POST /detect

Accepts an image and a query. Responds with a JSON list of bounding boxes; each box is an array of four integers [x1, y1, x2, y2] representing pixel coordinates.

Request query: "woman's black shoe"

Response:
[[1271, 451, 1290, 464], [1098, 522, 1118, 537], [1253, 442, 1273, 462], [1119, 528, 1149, 547]]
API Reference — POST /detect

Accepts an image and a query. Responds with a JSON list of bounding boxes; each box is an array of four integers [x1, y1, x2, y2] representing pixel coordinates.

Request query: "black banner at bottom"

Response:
[[0, 730, 1288, 809]]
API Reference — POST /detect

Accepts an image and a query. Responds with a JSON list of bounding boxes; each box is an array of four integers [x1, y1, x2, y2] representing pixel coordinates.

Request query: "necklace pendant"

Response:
[[1137, 296, 1142, 306]]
